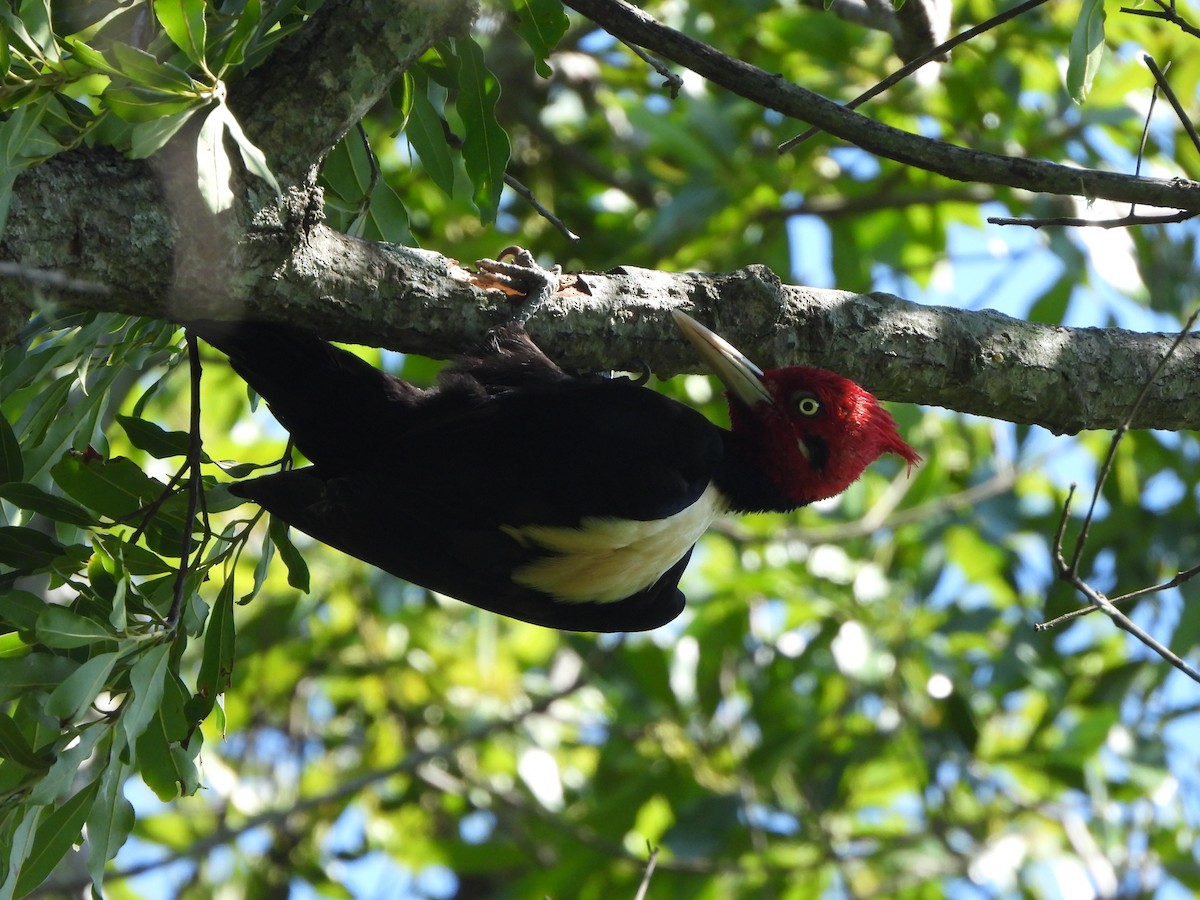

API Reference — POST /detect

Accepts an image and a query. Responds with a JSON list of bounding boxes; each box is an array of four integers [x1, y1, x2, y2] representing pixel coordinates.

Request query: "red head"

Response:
[[673, 311, 920, 508]]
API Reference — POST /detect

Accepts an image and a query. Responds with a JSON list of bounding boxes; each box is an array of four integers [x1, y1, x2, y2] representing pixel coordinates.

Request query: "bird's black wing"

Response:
[[189, 320, 425, 471], [235, 377, 725, 631]]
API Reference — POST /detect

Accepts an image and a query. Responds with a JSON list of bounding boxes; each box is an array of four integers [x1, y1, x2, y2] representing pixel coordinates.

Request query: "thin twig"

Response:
[[621, 39, 683, 97], [779, 0, 1052, 152], [1143, 54, 1200, 158], [1132, 60, 1161, 183], [1120, 0, 1200, 40], [503, 174, 581, 241], [1045, 307, 1200, 682], [633, 846, 660, 900], [988, 210, 1197, 229], [1069, 579, 1200, 682], [1037, 562, 1200, 630], [167, 334, 206, 629]]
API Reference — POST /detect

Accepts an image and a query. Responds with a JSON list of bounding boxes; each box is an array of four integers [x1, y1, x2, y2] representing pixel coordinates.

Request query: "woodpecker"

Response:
[[192, 309, 918, 631]]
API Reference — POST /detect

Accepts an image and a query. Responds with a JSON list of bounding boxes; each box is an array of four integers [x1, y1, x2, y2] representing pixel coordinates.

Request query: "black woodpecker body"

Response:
[[191, 313, 917, 632]]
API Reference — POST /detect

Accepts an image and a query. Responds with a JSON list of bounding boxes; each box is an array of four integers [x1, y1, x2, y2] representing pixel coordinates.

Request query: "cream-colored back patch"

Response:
[[501, 483, 726, 604]]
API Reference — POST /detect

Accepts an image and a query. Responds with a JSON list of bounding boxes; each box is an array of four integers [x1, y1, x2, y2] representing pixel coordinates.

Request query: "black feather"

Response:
[[190, 320, 722, 631]]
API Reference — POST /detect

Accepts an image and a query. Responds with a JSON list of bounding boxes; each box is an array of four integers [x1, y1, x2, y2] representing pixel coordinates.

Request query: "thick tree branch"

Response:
[[563, 0, 1200, 212], [228, 0, 477, 188], [3, 150, 1198, 434]]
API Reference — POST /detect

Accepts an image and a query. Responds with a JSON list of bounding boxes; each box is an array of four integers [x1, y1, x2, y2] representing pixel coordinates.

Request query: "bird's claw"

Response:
[[475, 247, 562, 325]]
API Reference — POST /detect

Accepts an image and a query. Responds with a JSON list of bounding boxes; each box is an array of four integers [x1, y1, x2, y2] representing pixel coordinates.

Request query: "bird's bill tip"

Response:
[[672, 309, 772, 408]]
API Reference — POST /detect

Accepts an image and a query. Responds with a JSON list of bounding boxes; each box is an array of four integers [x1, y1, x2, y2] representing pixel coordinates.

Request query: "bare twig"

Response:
[[1120, 0, 1200, 40], [1044, 307, 1200, 682], [633, 846, 660, 900], [503, 174, 581, 241], [779, 0, 1053, 152], [988, 210, 1198, 229], [1143, 54, 1200, 158], [1038, 562, 1200, 630], [167, 334, 206, 629], [1133, 61, 1161, 182], [621, 39, 683, 97]]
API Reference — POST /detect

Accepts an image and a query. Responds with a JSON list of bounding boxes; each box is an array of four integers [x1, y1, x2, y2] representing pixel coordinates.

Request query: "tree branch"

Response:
[[228, 0, 477, 189], [4, 153, 1199, 434], [563, 0, 1200, 212]]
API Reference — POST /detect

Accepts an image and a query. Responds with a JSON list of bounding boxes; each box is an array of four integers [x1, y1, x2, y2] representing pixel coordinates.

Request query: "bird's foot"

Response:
[[475, 247, 562, 325]]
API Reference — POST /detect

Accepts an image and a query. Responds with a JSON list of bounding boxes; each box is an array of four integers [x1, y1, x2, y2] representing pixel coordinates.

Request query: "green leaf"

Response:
[[0, 411, 23, 483], [0, 526, 66, 569], [26, 725, 105, 807], [117, 415, 206, 461], [0, 633, 30, 659], [407, 70, 455, 197], [103, 86, 197, 123], [269, 515, 310, 593], [137, 709, 200, 800], [196, 102, 234, 213], [14, 0, 57, 62], [217, 0, 261, 72], [109, 42, 198, 93], [510, 0, 569, 78], [153, 0, 208, 69], [63, 38, 122, 78], [220, 99, 282, 197], [86, 751, 135, 896], [452, 36, 510, 222], [2, 804, 42, 900], [0, 712, 51, 772], [1067, 0, 1106, 103], [34, 607, 115, 649], [246, 520, 276, 603], [0, 483, 94, 527], [121, 642, 171, 746], [129, 107, 199, 159], [93, 533, 176, 576], [51, 453, 163, 520], [188, 577, 235, 725], [12, 779, 99, 899], [45, 652, 119, 721], [0, 653, 78, 703]]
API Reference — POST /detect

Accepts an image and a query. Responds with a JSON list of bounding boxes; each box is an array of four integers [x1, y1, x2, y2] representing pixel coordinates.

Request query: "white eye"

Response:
[[793, 393, 821, 417]]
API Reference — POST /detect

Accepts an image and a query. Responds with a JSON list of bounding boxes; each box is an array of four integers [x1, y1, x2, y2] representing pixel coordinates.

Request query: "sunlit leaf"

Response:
[[510, 0, 569, 78], [1067, 0, 1106, 103], [153, 0, 208, 69], [195, 103, 234, 213], [44, 652, 119, 720], [407, 69, 455, 198], [451, 36, 509, 222], [121, 642, 172, 746], [34, 607, 115, 649], [12, 779, 99, 899], [0, 483, 94, 527]]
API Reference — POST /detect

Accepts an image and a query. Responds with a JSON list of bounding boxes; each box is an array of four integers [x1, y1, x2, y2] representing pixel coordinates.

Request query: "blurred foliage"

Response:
[[3, 0, 1200, 898]]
